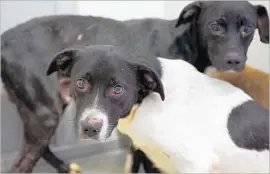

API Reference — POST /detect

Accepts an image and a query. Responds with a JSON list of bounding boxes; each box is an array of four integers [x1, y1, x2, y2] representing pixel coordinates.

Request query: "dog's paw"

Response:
[[69, 163, 82, 174]]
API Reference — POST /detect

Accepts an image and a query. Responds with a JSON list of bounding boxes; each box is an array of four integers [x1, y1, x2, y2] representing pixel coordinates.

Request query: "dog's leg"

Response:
[[9, 117, 54, 174], [124, 145, 141, 173], [7, 104, 58, 173], [2, 58, 80, 173], [9, 141, 46, 173], [6, 100, 80, 173], [127, 145, 161, 173], [42, 146, 81, 173], [41, 102, 81, 174], [131, 150, 142, 173], [142, 154, 161, 173]]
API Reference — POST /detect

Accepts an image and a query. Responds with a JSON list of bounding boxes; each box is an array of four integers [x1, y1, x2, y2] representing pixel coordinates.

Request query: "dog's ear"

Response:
[[175, 1, 203, 28], [133, 62, 165, 101], [46, 48, 79, 104], [46, 49, 79, 76], [254, 5, 269, 44]]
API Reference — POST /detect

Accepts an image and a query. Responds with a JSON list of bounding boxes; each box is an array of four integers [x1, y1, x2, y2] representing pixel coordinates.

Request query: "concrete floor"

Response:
[[33, 149, 141, 173]]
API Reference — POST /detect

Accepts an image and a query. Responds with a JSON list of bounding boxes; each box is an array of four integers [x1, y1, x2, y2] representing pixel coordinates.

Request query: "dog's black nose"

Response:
[[226, 59, 240, 65], [81, 117, 103, 138], [225, 53, 243, 69]]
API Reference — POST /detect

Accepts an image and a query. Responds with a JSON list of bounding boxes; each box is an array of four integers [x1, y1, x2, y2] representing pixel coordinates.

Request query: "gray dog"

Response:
[[1, 0, 269, 173]]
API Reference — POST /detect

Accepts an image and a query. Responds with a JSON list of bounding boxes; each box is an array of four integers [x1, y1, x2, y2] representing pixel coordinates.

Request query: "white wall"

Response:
[[0, 1, 77, 33], [77, 1, 167, 20], [1, 1, 54, 32]]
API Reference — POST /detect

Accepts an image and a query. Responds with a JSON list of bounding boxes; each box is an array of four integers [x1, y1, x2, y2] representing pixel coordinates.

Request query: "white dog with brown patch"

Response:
[[118, 57, 269, 173]]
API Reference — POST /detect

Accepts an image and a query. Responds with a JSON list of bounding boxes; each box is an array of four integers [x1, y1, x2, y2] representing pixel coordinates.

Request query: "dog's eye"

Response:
[[76, 79, 89, 91], [240, 25, 253, 37], [209, 22, 225, 35], [76, 79, 85, 89], [112, 84, 124, 94], [210, 23, 221, 32]]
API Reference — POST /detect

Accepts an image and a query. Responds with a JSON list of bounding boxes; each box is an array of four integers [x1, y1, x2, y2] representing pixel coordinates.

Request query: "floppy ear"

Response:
[[254, 5, 269, 44], [175, 1, 203, 28], [46, 49, 79, 76], [133, 63, 165, 101], [46, 48, 79, 104]]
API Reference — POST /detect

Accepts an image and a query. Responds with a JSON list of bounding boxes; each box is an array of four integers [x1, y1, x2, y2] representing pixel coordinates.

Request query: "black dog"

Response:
[[46, 45, 164, 141], [1, 43, 162, 173], [1, 0, 269, 173], [45, 45, 165, 171]]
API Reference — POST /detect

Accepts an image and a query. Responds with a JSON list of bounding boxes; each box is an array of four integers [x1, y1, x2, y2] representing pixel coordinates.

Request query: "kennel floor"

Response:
[[32, 149, 144, 173]]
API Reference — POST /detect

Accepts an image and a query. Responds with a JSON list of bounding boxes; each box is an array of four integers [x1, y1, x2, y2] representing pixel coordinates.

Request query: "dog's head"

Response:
[[175, 1, 269, 72], [46, 45, 164, 141]]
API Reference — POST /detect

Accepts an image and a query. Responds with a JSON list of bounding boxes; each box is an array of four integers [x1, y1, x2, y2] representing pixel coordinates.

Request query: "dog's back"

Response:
[[1, 14, 177, 62]]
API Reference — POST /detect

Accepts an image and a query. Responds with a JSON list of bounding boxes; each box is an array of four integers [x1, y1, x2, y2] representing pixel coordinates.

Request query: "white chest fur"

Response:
[[118, 58, 269, 173]]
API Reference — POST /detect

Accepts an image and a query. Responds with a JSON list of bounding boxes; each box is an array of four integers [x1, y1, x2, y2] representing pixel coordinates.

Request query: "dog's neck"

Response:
[[168, 20, 211, 73]]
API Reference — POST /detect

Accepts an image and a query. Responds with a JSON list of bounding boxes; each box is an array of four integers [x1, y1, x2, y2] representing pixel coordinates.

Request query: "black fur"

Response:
[[227, 100, 269, 151], [1, 35, 70, 173], [42, 147, 71, 173], [130, 145, 160, 173]]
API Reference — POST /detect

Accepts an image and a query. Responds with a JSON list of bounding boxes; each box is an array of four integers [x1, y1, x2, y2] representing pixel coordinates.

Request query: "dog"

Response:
[[46, 44, 268, 173], [126, 1, 270, 172], [1, 0, 269, 172], [117, 56, 269, 173], [209, 65, 269, 110]]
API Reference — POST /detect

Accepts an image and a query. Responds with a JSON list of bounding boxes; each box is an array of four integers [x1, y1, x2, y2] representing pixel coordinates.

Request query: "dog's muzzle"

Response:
[[79, 108, 109, 141]]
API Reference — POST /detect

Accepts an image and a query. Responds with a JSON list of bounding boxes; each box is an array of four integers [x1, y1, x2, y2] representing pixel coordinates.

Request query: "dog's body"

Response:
[[118, 57, 269, 173], [1, 35, 81, 173], [209, 66, 269, 109], [0, 14, 206, 71], [1, 1, 269, 173]]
